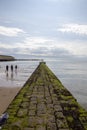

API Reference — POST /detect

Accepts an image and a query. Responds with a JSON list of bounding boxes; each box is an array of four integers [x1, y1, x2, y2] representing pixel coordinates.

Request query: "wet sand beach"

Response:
[[0, 87, 21, 115], [0, 61, 38, 115]]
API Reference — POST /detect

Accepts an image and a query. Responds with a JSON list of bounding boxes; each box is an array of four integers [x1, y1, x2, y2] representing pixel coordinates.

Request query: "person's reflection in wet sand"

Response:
[[6, 72, 9, 80], [15, 65, 17, 75], [11, 72, 13, 81]]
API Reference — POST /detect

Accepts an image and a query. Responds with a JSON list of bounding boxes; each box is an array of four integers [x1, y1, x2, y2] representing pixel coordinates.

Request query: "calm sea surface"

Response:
[[0, 57, 87, 109]]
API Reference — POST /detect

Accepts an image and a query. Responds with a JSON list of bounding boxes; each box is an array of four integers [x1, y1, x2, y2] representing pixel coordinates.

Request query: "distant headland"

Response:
[[0, 55, 43, 61], [0, 55, 15, 61]]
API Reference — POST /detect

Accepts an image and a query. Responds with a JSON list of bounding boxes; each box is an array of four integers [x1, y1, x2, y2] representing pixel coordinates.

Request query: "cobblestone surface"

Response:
[[2, 62, 87, 130]]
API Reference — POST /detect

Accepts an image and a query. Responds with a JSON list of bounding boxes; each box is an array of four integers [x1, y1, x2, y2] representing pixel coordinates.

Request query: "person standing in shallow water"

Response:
[[6, 65, 9, 73], [15, 65, 17, 69], [6, 65, 9, 79], [11, 65, 13, 73], [11, 65, 13, 80]]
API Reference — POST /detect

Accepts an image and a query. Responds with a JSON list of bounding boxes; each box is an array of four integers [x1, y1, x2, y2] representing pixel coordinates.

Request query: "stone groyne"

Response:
[[2, 62, 87, 130]]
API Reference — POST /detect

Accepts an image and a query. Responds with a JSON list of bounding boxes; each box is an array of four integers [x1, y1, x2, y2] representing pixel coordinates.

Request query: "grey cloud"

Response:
[[20, 46, 71, 57], [0, 46, 68, 57]]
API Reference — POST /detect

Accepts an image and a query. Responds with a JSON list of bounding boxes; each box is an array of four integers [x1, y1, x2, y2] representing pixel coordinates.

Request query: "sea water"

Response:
[[0, 57, 87, 109], [0, 61, 39, 87], [46, 57, 87, 109]]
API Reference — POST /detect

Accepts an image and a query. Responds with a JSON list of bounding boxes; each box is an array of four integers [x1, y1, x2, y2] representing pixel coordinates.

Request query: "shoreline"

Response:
[[0, 87, 21, 115]]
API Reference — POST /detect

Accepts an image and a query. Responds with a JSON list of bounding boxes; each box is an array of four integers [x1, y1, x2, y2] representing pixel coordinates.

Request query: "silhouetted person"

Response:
[[6, 65, 9, 80], [15, 65, 17, 70], [15, 65, 17, 69], [6, 65, 9, 73], [11, 65, 13, 72]]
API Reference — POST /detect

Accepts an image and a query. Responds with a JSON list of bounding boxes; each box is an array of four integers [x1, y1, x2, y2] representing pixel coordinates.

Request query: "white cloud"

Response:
[[25, 37, 51, 44], [56, 41, 87, 56], [0, 37, 54, 55], [0, 43, 14, 48], [0, 36, 87, 57], [0, 26, 25, 37], [72, 43, 87, 56], [15, 37, 87, 56], [15, 36, 54, 50], [58, 23, 87, 35]]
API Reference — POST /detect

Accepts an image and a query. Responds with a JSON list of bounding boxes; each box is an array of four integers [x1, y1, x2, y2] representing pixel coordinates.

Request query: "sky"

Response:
[[0, 0, 87, 58]]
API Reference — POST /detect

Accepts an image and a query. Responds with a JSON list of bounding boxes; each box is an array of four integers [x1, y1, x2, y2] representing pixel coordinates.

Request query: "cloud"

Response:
[[0, 37, 54, 56], [0, 26, 25, 37], [15, 36, 54, 50], [0, 36, 87, 57], [57, 41, 87, 56], [0, 43, 14, 49], [16, 40, 87, 57], [58, 23, 87, 35]]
